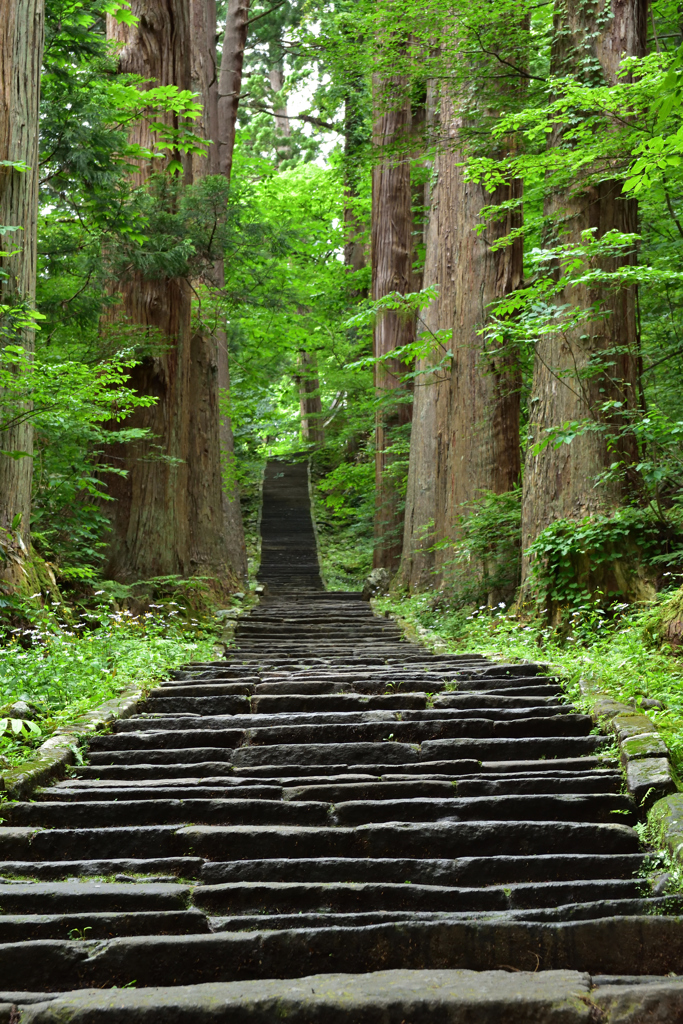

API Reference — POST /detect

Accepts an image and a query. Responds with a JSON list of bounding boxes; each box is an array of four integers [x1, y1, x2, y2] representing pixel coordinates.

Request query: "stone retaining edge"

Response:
[[0, 685, 144, 801], [578, 681, 678, 811]]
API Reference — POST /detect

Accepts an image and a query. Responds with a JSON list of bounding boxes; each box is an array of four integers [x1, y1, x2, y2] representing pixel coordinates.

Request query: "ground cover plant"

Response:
[[0, 599, 221, 769]]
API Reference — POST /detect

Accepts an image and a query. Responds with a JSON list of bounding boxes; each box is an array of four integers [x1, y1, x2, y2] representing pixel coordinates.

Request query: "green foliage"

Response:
[[313, 458, 375, 590], [0, 604, 217, 766], [436, 489, 522, 608], [525, 507, 683, 611]]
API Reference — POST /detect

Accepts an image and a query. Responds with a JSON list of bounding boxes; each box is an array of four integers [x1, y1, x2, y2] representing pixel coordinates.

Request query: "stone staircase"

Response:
[[2, 459, 683, 1021]]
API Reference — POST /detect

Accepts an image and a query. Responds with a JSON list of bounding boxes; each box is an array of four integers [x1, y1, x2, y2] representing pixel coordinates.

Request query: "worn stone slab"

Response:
[[4, 915, 683, 990], [649, 793, 683, 863], [17, 969, 594, 1023], [620, 733, 669, 761], [611, 715, 657, 742], [626, 758, 676, 808], [593, 979, 683, 1023]]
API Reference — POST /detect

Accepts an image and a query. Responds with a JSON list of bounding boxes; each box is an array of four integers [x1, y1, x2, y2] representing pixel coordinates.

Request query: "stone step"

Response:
[[181, 820, 639, 860], [280, 775, 622, 801], [5, 914, 683, 990], [200, 853, 645, 885], [39, 785, 284, 802], [111, 711, 592, 738], [12, 969, 683, 1023], [250, 694, 430, 712], [0, 910, 209, 943], [213, 756, 615, 778], [0, 819, 639, 863], [149, 684, 257, 696], [86, 747, 236, 765], [0, 882, 190, 913], [0, 858, 203, 879], [4, 799, 330, 828], [228, 737, 606, 768], [329, 793, 636, 826], [192, 878, 644, 915], [72, 762, 242, 779], [136, 697, 252, 715]]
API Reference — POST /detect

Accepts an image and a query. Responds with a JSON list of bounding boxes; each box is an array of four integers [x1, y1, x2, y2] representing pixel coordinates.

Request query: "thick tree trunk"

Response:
[[401, 84, 522, 593], [105, 0, 238, 585], [436, 142, 522, 579], [371, 76, 413, 572], [400, 81, 441, 590], [191, 0, 248, 580], [297, 350, 324, 445], [217, 0, 249, 182], [0, 0, 43, 578], [520, 0, 646, 583], [190, 0, 219, 177]]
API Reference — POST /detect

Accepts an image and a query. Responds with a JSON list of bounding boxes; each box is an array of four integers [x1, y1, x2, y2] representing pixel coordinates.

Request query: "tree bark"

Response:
[[104, 0, 238, 586], [190, 0, 219, 177], [520, 0, 646, 583], [191, 0, 248, 580], [217, 0, 250, 182], [297, 350, 324, 445], [400, 80, 441, 590], [0, 0, 44, 575], [401, 83, 522, 593], [436, 127, 522, 581], [371, 75, 413, 572]]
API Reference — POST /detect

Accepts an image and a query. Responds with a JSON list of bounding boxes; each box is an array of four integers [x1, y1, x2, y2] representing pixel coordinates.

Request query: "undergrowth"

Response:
[[312, 462, 374, 591], [375, 591, 683, 776], [0, 605, 218, 768]]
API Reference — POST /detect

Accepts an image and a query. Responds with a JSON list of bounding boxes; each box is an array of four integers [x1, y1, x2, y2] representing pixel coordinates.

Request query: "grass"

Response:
[[375, 591, 683, 777], [0, 604, 218, 768]]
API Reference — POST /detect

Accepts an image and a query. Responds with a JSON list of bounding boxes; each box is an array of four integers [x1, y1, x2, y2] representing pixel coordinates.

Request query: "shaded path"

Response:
[[0, 461, 682, 1017]]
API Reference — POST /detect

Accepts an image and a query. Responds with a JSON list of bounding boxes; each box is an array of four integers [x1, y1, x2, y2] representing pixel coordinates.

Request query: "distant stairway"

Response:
[[1, 460, 683, 1020]]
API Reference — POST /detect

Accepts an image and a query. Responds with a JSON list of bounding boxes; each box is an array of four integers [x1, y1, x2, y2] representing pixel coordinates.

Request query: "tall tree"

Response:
[[105, 0, 239, 585], [371, 74, 413, 571], [401, 80, 523, 594], [520, 0, 646, 582], [217, 0, 250, 182], [0, 0, 44, 585], [296, 349, 324, 445], [191, 0, 248, 580], [400, 81, 447, 590]]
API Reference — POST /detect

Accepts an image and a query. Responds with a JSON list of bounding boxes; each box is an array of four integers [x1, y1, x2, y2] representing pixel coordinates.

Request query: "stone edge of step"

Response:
[[0, 687, 144, 801], [578, 681, 678, 812], [7, 969, 683, 1023]]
